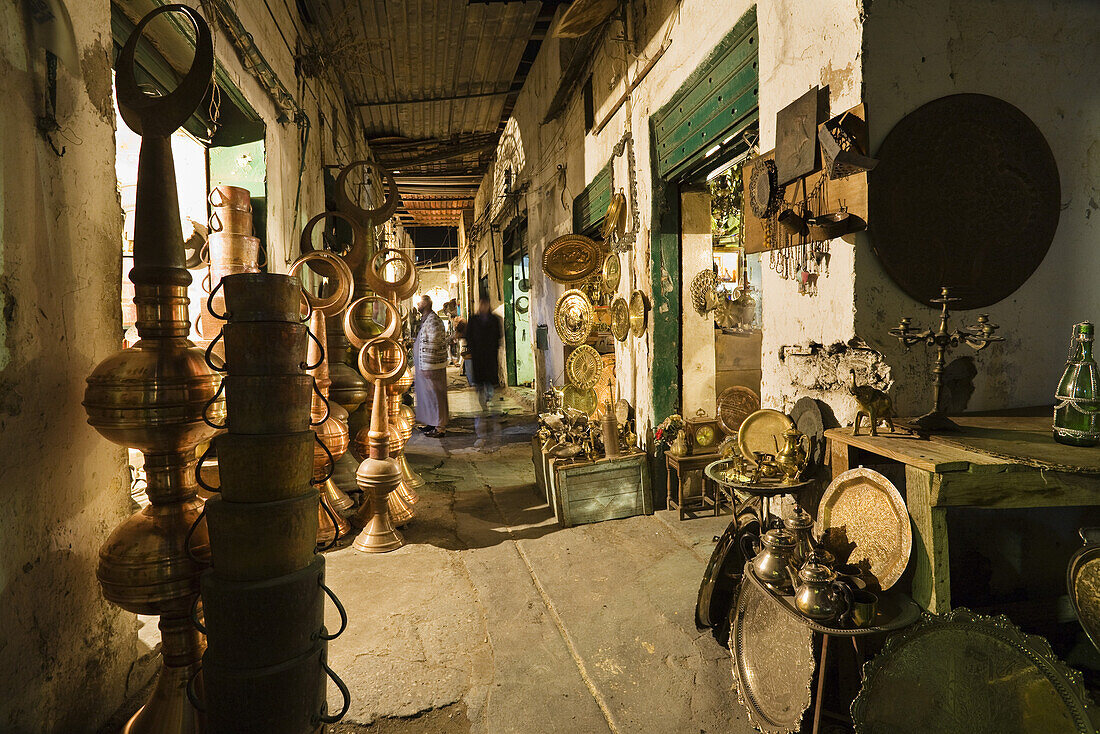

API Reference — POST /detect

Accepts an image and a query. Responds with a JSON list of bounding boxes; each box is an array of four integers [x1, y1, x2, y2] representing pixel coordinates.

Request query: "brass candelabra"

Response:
[[889, 286, 1004, 431]]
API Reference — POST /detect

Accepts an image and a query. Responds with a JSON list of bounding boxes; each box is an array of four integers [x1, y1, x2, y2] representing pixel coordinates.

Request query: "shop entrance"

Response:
[[502, 221, 534, 386]]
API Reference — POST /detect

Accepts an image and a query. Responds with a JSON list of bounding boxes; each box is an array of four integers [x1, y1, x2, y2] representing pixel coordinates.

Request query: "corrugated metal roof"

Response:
[[313, 0, 551, 227]]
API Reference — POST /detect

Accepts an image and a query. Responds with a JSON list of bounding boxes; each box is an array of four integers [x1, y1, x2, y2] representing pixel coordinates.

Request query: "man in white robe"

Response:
[[413, 295, 450, 437]]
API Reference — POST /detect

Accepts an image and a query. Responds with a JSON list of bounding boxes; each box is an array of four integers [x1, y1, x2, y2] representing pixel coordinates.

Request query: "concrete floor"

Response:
[[324, 382, 752, 733]]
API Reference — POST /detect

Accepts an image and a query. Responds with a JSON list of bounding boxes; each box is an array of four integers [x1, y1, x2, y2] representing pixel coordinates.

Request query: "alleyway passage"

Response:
[[325, 380, 751, 733]]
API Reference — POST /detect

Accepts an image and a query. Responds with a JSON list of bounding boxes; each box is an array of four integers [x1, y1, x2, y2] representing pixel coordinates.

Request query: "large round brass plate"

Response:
[[562, 385, 598, 416], [817, 467, 912, 591], [868, 94, 1060, 310], [1067, 529, 1100, 655], [601, 191, 627, 241], [738, 409, 793, 462], [851, 609, 1096, 733], [628, 290, 647, 338], [609, 297, 630, 341], [717, 386, 761, 435], [565, 345, 602, 388], [730, 579, 814, 734], [543, 234, 602, 283], [602, 253, 621, 292], [554, 289, 594, 346]]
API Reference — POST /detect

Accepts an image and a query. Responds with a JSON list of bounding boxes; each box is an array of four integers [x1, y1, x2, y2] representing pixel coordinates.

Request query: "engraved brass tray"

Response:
[[1068, 527, 1100, 654], [628, 290, 648, 338], [817, 467, 911, 591], [717, 386, 761, 435], [562, 385, 598, 416], [554, 289, 594, 346], [543, 234, 602, 283], [609, 297, 630, 341], [602, 252, 621, 292], [565, 345, 602, 388], [737, 409, 794, 462], [851, 608, 1098, 734], [730, 579, 815, 734]]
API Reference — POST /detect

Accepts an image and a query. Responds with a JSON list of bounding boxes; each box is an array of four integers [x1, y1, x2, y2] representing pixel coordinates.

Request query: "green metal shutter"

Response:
[[651, 8, 759, 182], [572, 159, 613, 235]]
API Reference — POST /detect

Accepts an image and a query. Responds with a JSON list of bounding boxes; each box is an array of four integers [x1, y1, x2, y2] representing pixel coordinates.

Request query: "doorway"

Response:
[[502, 220, 534, 386]]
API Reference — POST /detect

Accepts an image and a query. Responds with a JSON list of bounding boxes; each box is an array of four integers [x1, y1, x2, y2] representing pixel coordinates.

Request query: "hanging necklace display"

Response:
[[768, 176, 831, 294], [84, 7, 221, 733]]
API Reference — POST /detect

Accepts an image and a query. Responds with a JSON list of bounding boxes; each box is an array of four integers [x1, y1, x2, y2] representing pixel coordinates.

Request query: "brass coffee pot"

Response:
[[775, 427, 808, 484], [743, 528, 798, 593]]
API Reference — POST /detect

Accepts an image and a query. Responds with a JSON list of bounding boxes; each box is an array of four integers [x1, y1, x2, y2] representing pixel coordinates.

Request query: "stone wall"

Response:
[[0, 0, 369, 730], [860, 0, 1100, 416]]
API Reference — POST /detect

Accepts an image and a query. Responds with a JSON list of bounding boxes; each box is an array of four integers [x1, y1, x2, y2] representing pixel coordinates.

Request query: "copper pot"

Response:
[[205, 492, 319, 581], [196, 555, 345, 669], [221, 273, 306, 323], [197, 642, 349, 731], [205, 432, 315, 502], [217, 375, 315, 434], [214, 321, 314, 376], [208, 207, 253, 236], [207, 232, 261, 275], [209, 185, 252, 212]]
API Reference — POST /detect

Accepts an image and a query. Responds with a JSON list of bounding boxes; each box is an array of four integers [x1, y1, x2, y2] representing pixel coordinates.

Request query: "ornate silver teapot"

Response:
[[743, 527, 798, 593]]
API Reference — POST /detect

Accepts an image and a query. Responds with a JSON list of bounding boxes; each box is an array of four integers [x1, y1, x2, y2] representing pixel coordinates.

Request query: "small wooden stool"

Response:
[[665, 451, 720, 520]]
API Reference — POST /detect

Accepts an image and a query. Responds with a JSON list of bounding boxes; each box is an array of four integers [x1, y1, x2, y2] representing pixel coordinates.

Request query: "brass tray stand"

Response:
[[742, 563, 920, 733], [705, 459, 816, 527]]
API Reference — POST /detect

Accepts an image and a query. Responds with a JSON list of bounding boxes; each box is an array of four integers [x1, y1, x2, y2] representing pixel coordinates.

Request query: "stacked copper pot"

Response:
[[84, 8, 221, 733], [201, 185, 262, 345], [193, 272, 349, 732]]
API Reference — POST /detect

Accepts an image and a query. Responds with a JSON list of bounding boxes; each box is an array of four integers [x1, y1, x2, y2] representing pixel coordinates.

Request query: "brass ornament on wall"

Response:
[[748, 157, 782, 219], [690, 269, 718, 316], [601, 252, 621, 293], [554, 289, 594, 346], [601, 190, 627, 242], [609, 297, 630, 341], [543, 233, 602, 283], [628, 290, 648, 338], [565, 345, 602, 389]]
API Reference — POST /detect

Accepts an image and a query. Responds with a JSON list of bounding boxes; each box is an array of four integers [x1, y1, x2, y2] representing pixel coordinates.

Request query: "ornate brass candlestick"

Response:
[[889, 286, 1004, 431], [352, 336, 407, 553], [84, 7, 220, 733]]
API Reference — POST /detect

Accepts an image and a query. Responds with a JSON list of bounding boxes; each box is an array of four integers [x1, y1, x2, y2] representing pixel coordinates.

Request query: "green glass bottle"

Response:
[[1053, 321, 1100, 446]]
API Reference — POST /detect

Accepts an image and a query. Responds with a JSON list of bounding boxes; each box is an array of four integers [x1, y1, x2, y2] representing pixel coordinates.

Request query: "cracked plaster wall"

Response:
[[859, 0, 1100, 415]]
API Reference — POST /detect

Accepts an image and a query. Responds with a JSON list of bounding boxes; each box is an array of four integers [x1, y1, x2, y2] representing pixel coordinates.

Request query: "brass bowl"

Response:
[[222, 375, 313, 434], [221, 273, 305, 323]]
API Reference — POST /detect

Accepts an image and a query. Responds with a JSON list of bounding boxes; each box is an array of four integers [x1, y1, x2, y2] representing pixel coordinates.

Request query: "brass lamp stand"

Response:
[[84, 7, 219, 732], [889, 286, 1004, 432]]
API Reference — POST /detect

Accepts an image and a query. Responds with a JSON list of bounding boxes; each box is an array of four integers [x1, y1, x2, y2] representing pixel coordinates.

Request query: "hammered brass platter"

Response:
[[817, 467, 911, 591], [601, 190, 627, 241], [554, 289, 594, 346], [730, 579, 815, 734], [717, 386, 761, 435], [737, 409, 794, 462], [609, 297, 630, 341], [565, 345, 602, 388], [851, 609, 1097, 734], [562, 385, 598, 416], [1067, 527, 1100, 655], [628, 290, 648, 337], [602, 252, 621, 292], [543, 233, 602, 283]]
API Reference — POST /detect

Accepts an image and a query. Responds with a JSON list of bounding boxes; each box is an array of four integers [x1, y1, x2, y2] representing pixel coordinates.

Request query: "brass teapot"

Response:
[[791, 554, 852, 623], [775, 427, 808, 484], [743, 527, 798, 593]]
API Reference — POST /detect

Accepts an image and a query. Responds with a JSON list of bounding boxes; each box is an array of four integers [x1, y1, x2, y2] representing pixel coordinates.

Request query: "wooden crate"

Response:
[[549, 452, 652, 528]]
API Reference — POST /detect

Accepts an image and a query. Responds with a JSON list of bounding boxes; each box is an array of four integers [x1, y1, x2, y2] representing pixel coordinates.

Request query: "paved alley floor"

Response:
[[324, 385, 751, 734]]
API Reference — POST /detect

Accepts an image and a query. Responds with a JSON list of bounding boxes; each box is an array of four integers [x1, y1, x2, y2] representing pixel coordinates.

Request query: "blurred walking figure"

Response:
[[413, 295, 450, 438], [465, 292, 503, 445]]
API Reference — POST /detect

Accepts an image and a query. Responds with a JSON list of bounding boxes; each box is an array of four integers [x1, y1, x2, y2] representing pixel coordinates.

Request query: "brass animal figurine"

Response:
[[849, 369, 895, 436]]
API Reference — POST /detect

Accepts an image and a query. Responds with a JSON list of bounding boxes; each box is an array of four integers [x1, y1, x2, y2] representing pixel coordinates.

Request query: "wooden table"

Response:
[[665, 451, 721, 520], [827, 414, 1100, 613]]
